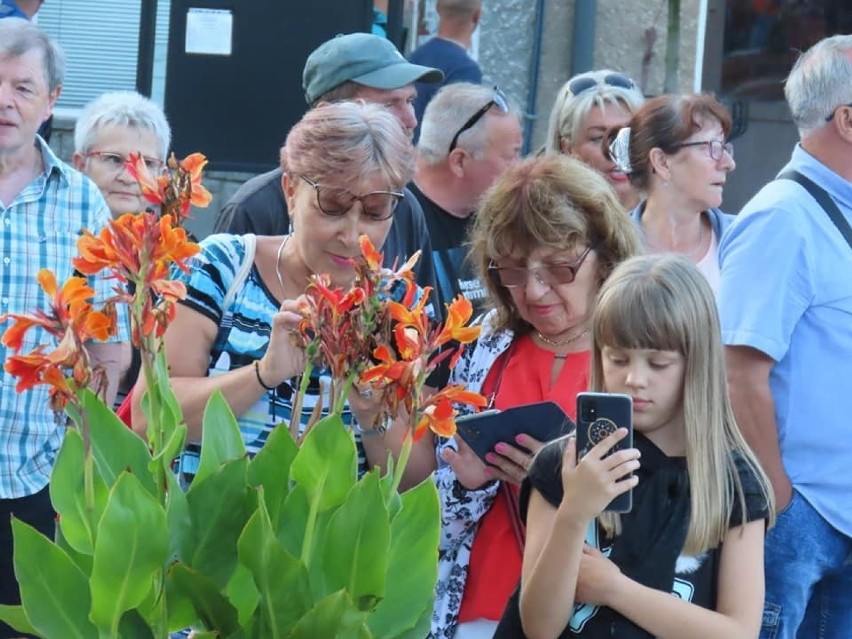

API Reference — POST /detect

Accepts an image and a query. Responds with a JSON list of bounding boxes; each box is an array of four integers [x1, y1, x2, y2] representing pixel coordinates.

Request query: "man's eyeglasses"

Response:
[[85, 151, 164, 174], [567, 72, 636, 97], [294, 173, 403, 222], [448, 86, 510, 153], [826, 102, 852, 122], [671, 139, 734, 161], [488, 246, 593, 289]]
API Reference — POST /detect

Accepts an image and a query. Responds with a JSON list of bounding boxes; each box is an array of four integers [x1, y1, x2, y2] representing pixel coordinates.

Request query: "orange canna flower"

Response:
[[415, 399, 456, 440], [0, 271, 112, 348], [178, 153, 214, 211], [414, 385, 488, 440], [436, 296, 480, 346], [126, 153, 165, 208], [359, 235, 383, 271]]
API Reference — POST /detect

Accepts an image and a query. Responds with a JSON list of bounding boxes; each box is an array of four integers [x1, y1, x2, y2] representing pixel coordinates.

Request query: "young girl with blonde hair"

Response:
[[496, 253, 774, 639]]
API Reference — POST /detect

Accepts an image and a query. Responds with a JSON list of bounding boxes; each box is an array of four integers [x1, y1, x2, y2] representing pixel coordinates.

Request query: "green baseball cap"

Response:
[[303, 32, 444, 105]]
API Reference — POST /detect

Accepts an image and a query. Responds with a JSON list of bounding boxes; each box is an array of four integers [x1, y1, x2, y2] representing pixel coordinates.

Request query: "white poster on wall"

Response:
[[185, 7, 233, 56]]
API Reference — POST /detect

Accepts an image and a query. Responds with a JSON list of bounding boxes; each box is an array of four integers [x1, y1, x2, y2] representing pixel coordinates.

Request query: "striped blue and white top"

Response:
[[173, 233, 366, 483]]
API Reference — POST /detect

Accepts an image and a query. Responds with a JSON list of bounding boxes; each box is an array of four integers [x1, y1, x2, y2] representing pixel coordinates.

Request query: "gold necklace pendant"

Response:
[[535, 328, 588, 347]]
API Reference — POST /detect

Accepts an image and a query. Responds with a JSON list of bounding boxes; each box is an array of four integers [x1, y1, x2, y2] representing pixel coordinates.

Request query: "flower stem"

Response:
[[390, 430, 413, 495], [301, 496, 320, 569], [289, 361, 313, 441]]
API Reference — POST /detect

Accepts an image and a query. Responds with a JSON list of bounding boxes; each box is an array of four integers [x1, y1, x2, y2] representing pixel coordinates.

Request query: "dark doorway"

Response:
[[703, 0, 852, 213]]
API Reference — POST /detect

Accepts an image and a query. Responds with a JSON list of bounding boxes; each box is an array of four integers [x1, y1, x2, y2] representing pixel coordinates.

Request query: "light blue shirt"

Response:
[[0, 138, 130, 499], [718, 144, 852, 536]]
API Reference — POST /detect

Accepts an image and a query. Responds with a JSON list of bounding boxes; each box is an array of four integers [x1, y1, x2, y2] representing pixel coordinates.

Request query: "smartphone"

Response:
[[575, 392, 634, 513], [454, 401, 575, 465]]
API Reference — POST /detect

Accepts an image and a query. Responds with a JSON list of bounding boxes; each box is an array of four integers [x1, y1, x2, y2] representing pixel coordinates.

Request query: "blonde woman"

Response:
[[544, 70, 644, 209]]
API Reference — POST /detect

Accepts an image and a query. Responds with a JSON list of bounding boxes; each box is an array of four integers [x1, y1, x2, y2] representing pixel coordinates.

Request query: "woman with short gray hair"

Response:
[[130, 101, 435, 489], [73, 91, 171, 218]]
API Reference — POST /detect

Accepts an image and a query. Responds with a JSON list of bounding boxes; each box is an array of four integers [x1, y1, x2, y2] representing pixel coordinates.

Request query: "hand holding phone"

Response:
[[454, 401, 574, 465], [576, 392, 634, 513]]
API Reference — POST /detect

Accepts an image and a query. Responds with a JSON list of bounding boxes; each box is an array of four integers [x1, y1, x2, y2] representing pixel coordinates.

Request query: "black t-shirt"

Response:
[[408, 182, 487, 322], [212, 168, 438, 298], [495, 434, 770, 639]]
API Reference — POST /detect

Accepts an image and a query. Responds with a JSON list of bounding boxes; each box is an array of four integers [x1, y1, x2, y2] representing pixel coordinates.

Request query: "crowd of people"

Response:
[[0, 7, 850, 639]]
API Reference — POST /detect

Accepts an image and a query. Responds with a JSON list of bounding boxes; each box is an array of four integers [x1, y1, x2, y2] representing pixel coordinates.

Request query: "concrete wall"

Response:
[[478, 0, 706, 152]]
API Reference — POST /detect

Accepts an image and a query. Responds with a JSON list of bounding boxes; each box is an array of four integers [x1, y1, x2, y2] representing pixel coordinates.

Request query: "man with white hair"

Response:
[[412, 82, 522, 320], [0, 19, 128, 638], [409, 0, 482, 142], [720, 34, 852, 639]]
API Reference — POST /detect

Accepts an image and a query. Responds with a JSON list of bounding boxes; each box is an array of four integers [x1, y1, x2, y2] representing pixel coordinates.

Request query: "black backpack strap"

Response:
[[778, 170, 852, 250]]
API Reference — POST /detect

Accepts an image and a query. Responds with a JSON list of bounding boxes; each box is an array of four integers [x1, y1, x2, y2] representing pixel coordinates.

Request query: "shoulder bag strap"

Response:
[[778, 170, 852, 250], [502, 481, 526, 550], [223, 233, 257, 310]]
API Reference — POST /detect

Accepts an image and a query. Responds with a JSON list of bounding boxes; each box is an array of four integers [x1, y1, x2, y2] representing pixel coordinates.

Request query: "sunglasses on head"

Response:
[[567, 72, 636, 97], [448, 86, 510, 153]]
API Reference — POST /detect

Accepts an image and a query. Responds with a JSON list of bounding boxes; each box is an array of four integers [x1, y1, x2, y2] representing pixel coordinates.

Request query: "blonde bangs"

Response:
[[594, 269, 686, 355]]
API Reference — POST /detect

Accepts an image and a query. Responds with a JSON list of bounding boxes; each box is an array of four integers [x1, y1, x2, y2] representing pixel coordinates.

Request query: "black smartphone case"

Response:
[[454, 401, 575, 464], [576, 392, 634, 513]]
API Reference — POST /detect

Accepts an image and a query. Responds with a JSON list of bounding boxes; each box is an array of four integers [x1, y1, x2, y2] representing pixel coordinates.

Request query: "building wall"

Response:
[[478, 0, 705, 152], [51, 0, 724, 238]]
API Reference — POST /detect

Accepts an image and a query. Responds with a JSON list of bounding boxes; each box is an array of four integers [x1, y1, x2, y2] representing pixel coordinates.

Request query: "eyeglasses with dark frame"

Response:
[[670, 139, 734, 161], [567, 72, 636, 97], [488, 245, 593, 289], [85, 151, 164, 174], [448, 86, 510, 153], [293, 173, 404, 222], [826, 102, 852, 122]]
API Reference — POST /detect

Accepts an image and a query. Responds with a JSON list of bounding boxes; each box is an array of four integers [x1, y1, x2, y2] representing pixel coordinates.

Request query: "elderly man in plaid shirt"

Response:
[[0, 19, 129, 637]]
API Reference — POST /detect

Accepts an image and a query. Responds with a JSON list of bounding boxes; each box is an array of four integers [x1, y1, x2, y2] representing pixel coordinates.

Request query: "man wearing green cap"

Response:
[[214, 33, 442, 295]]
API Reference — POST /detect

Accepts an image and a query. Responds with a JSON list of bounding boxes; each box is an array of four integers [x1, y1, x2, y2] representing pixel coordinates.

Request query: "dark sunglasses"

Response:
[[448, 86, 510, 153], [488, 246, 593, 289], [567, 72, 636, 97], [294, 173, 403, 221]]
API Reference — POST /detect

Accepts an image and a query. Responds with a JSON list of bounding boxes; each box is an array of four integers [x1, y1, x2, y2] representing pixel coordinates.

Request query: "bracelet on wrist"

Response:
[[254, 360, 277, 391], [355, 415, 393, 437]]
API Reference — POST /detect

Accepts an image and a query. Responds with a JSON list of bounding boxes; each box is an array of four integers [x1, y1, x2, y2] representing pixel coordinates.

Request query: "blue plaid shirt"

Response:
[[0, 138, 130, 499], [0, 1, 28, 19]]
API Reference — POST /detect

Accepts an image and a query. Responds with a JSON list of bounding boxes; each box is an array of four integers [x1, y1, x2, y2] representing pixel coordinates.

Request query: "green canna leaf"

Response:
[[8, 518, 98, 639], [89, 472, 169, 633], [321, 471, 389, 610], [367, 478, 440, 638], [238, 498, 312, 638]]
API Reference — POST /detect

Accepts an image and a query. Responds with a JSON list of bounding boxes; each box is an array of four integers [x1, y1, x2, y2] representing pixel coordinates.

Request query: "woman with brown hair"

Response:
[[431, 154, 640, 638], [607, 93, 737, 293]]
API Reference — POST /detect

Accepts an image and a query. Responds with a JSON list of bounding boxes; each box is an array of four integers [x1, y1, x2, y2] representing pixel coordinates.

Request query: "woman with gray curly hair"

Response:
[[131, 101, 433, 488]]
